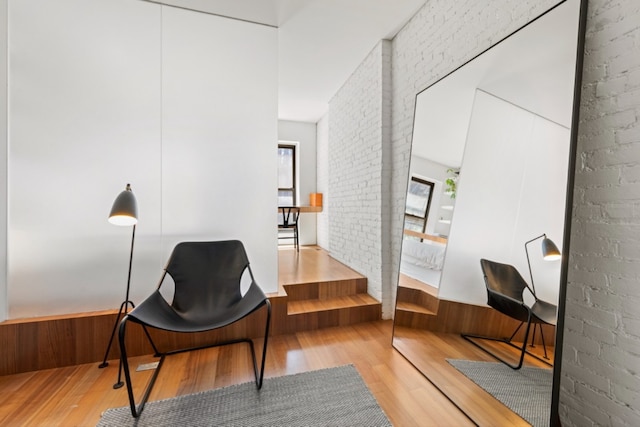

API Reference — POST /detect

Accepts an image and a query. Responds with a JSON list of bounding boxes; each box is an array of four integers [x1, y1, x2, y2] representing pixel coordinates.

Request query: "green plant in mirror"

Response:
[[445, 168, 459, 199]]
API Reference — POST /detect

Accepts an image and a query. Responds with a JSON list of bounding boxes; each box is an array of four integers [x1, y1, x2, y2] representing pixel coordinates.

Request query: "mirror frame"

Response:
[[552, 0, 588, 424], [391, 1, 589, 425]]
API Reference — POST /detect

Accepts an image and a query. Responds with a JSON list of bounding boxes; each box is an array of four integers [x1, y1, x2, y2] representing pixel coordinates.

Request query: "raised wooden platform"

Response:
[[394, 273, 555, 347], [271, 246, 381, 335], [0, 246, 381, 376]]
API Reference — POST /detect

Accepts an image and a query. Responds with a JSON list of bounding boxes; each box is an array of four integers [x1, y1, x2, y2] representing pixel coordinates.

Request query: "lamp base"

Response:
[[99, 300, 135, 389]]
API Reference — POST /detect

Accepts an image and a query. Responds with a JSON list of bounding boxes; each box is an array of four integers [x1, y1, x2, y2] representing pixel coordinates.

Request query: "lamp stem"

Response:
[[124, 224, 136, 312], [98, 224, 137, 390], [524, 233, 546, 297]]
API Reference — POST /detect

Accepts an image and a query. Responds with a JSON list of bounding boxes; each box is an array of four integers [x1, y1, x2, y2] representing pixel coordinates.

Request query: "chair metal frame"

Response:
[[117, 241, 271, 418], [461, 258, 556, 370]]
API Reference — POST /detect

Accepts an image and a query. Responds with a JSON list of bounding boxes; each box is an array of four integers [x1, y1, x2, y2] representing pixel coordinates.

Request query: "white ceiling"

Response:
[[147, 0, 427, 123]]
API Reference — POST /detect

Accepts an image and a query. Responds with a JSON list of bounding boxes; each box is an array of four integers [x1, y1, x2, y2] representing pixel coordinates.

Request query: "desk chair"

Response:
[[278, 206, 300, 251]]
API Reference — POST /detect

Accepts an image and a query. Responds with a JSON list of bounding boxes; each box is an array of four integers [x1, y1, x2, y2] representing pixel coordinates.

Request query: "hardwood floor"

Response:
[[0, 321, 476, 427], [393, 326, 553, 426]]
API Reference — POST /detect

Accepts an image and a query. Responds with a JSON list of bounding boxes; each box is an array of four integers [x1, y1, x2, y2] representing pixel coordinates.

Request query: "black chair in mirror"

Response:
[[461, 258, 557, 370]]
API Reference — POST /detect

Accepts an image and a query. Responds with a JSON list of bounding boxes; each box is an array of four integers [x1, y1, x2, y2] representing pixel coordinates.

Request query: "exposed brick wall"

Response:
[[316, 115, 329, 249], [560, 0, 640, 425], [327, 41, 391, 308]]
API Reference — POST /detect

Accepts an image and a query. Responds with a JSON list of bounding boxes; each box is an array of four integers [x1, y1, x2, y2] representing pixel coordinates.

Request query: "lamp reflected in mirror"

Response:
[[526, 233, 561, 296], [542, 237, 562, 261]]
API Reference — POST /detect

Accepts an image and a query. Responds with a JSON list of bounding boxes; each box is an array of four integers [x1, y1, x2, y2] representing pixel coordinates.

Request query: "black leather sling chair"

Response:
[[118, 240, 271, 417], [461, 258, 556, 370]]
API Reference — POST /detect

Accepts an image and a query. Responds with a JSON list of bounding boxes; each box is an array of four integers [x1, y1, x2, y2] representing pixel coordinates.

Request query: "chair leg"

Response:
[[258, 300, 271, 388], [506, 321, 552, 361], [118, 302, 271, 418], [461, 314, 534, 370], [507, 321, 525, 342], [536, 323, 550, 360], [119, 317, 165, 418]]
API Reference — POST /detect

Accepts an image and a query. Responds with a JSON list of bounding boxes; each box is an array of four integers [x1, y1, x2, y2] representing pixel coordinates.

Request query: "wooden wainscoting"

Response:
[[0, 308, 271, 377]]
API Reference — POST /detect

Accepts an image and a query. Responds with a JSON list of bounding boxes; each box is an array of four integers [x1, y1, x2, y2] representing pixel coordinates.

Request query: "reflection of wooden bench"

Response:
[[403, 229, 448, 244]]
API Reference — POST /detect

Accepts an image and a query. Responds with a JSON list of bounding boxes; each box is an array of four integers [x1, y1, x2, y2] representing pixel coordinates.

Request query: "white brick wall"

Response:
[[316, 115, 329, 249], [560, 0, 640, 425], [327, 40, 391, 309]]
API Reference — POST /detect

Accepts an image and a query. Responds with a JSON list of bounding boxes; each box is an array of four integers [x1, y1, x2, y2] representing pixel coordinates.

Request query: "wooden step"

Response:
[[396, 284, 439, 314], [395, 273, 440, 328], [278, 247, 382, 331], [394, 306, 437, 329], [283, 278, 367, 302], [396, 300, 436, 316], [284, 277, 381, 328], [288, 293, 380, 315], [287, 296, 381, 330]]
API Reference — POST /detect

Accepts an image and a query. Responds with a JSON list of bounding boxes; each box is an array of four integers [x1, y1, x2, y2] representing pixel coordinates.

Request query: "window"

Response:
[[278, 144, 296, 206], [404, 177, 434, 236]]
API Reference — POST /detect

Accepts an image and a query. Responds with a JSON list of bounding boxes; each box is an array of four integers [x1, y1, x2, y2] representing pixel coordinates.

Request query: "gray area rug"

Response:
[[97, 364, 391, 426], [447, 359, 552, 427]]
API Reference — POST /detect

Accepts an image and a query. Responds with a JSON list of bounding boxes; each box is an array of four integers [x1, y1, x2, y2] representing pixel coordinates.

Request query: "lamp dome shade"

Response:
[[108, 184, 138, 226], [542, 237, 561, 260]]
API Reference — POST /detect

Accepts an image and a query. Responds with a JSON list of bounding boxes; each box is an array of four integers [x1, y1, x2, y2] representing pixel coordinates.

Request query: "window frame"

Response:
[[278, 143, 297, 206], [404, 176, 435, 236]]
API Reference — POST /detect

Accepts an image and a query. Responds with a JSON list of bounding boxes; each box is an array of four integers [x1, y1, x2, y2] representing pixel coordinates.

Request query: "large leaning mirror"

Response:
[[392, 0, 586, 425]]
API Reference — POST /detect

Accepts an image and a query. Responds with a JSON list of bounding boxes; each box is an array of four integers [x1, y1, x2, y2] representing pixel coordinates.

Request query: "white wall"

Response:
[[0, 0, 7, 321], [6, 0, 277, 319], [9, 0, 163, 318], [160, 7, 278, 274], [438, 91, 569, 306], [278, 120, 317, 245]]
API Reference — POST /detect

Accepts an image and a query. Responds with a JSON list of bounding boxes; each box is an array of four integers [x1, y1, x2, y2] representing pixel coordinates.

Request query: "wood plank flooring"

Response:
[[393, 326, 553, 426], [0, 321, 476, 427]]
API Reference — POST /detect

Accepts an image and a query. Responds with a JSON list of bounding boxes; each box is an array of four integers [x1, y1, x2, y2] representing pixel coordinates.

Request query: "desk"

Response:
[[277, 206, 323, 213], [299, 206, 322, 213]]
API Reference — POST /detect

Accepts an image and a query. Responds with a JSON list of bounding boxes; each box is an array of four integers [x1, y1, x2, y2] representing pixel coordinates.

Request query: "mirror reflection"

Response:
[[392, 0, 583, 425]]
